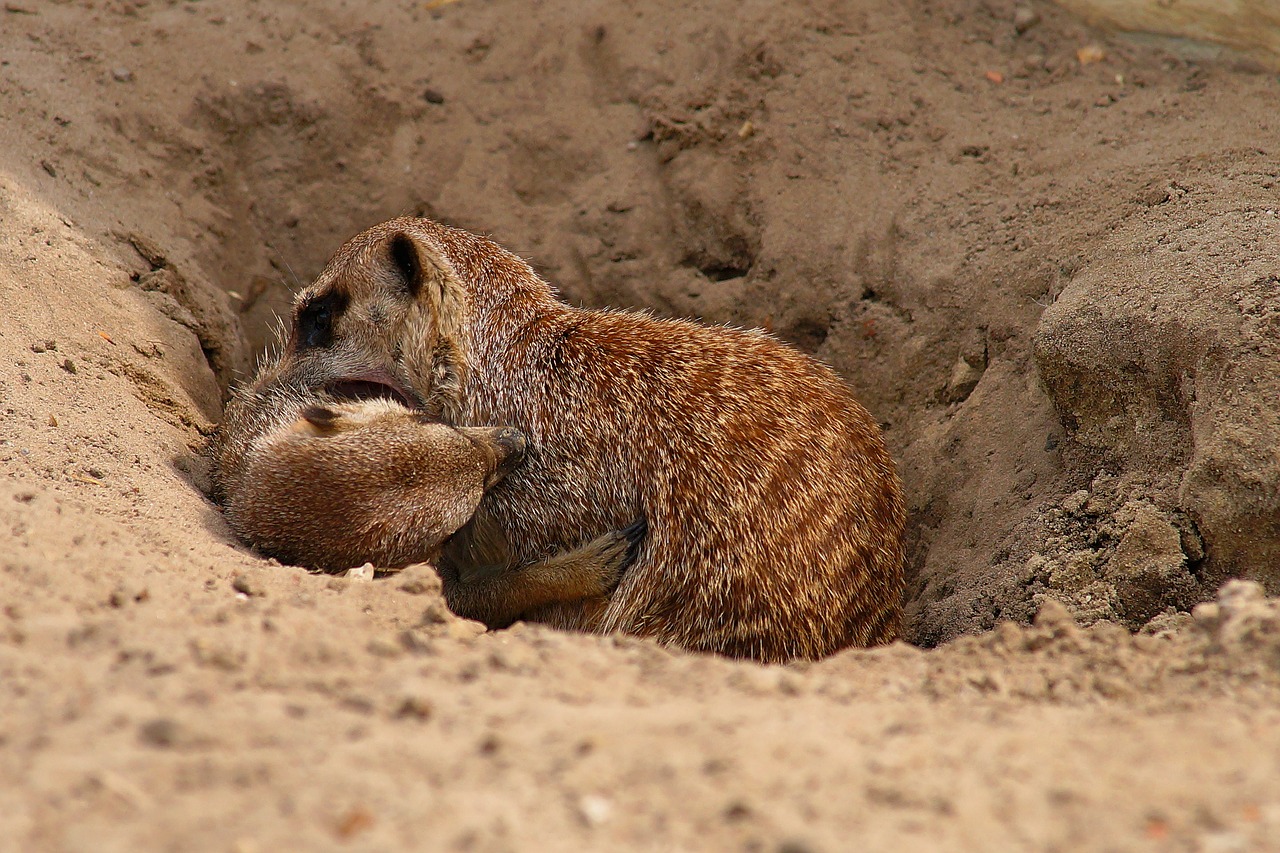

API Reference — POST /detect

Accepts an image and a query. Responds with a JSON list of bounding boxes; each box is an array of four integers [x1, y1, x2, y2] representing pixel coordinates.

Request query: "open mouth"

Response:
[[324, 378, 419, 411]]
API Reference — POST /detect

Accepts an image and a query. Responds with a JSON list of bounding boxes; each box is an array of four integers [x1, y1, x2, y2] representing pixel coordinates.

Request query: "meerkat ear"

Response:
[[388, 233, 424, 297], [389, 229, 472, 421]]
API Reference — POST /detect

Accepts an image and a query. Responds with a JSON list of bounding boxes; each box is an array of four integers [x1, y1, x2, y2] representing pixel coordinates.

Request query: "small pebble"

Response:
[[578, 794, 613, 827], [231, 571, 267, 597], [137, 717, 203, 748], [333, 806, 375, 840], [394, 693, 434, 720], [138, 718, 179, 747], [1077, 44, 1106, 65], [1013, 6, 1040, 35], [111, 67, 134, 83], [346, 563, 375, 581]]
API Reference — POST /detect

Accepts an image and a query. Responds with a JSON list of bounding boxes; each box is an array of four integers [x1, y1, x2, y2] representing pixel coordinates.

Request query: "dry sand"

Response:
[[1, 1, 1279, 850]]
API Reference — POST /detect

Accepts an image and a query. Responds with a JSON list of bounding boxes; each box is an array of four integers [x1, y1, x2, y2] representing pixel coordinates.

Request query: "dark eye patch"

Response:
[[295, 290, 348, 350]]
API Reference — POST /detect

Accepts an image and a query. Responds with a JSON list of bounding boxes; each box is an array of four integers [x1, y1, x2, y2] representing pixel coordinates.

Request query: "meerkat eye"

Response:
[[388, 233, 423, 297], [296, 290, 348, 349]]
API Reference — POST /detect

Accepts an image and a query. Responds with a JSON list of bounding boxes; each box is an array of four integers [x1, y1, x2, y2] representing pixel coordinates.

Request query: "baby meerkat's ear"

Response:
[[297, 405, 341, 432]]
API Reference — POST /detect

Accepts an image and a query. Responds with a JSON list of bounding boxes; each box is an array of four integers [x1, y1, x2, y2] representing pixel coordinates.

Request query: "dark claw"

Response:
[[620, 516, 648, 567]]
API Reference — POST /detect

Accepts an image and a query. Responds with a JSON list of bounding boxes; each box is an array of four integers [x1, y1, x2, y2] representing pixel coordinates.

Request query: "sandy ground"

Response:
[[1, 1, 1279, 850]]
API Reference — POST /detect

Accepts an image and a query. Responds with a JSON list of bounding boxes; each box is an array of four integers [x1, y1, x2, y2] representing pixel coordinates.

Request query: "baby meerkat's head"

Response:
[[288, 399, 528, 489], [265, 221, 473, 421]]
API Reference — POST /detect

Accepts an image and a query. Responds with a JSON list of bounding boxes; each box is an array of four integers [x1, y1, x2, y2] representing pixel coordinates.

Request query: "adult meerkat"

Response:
[[223, 216, 906, 662], [212, 387, 641, 627]]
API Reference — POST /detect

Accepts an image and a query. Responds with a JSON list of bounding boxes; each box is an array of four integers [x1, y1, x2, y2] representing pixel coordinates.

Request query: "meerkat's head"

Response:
[[262, 219, 474, 421]]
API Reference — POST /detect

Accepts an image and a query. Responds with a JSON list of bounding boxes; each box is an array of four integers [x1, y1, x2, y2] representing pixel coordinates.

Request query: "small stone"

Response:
[[943, 355, 983, 403], [394, 693, 433, 720], [138, 718, 181, 747], [332, 806, 375, 840], [577, 794, 613, 827], [422, 87, 445, 104], [346, 562, 374, 581], [111, 67, 134, 82], [126, 233, 167, 268], [60, 358, 77, 374], [231, 571, 267, 597], [137, 717, 207, 749], [1077, 44, 1106, 65], [1013, 6, 1040, 34]]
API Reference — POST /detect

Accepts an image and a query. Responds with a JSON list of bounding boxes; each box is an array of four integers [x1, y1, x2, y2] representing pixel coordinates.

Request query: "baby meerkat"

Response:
[[212, 387, 641, 627], [217, 216, 906, 662]]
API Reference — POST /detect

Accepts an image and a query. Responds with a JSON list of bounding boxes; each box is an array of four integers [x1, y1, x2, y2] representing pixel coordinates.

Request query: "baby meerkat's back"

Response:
[[224, 399, 503, 572]]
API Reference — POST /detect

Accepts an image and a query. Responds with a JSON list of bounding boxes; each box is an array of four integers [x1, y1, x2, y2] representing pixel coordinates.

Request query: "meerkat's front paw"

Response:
[[576, 518, 648, 595]]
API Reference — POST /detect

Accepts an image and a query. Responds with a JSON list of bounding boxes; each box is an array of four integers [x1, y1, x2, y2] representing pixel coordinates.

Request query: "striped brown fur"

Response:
[[216, 217, 906, 662]]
